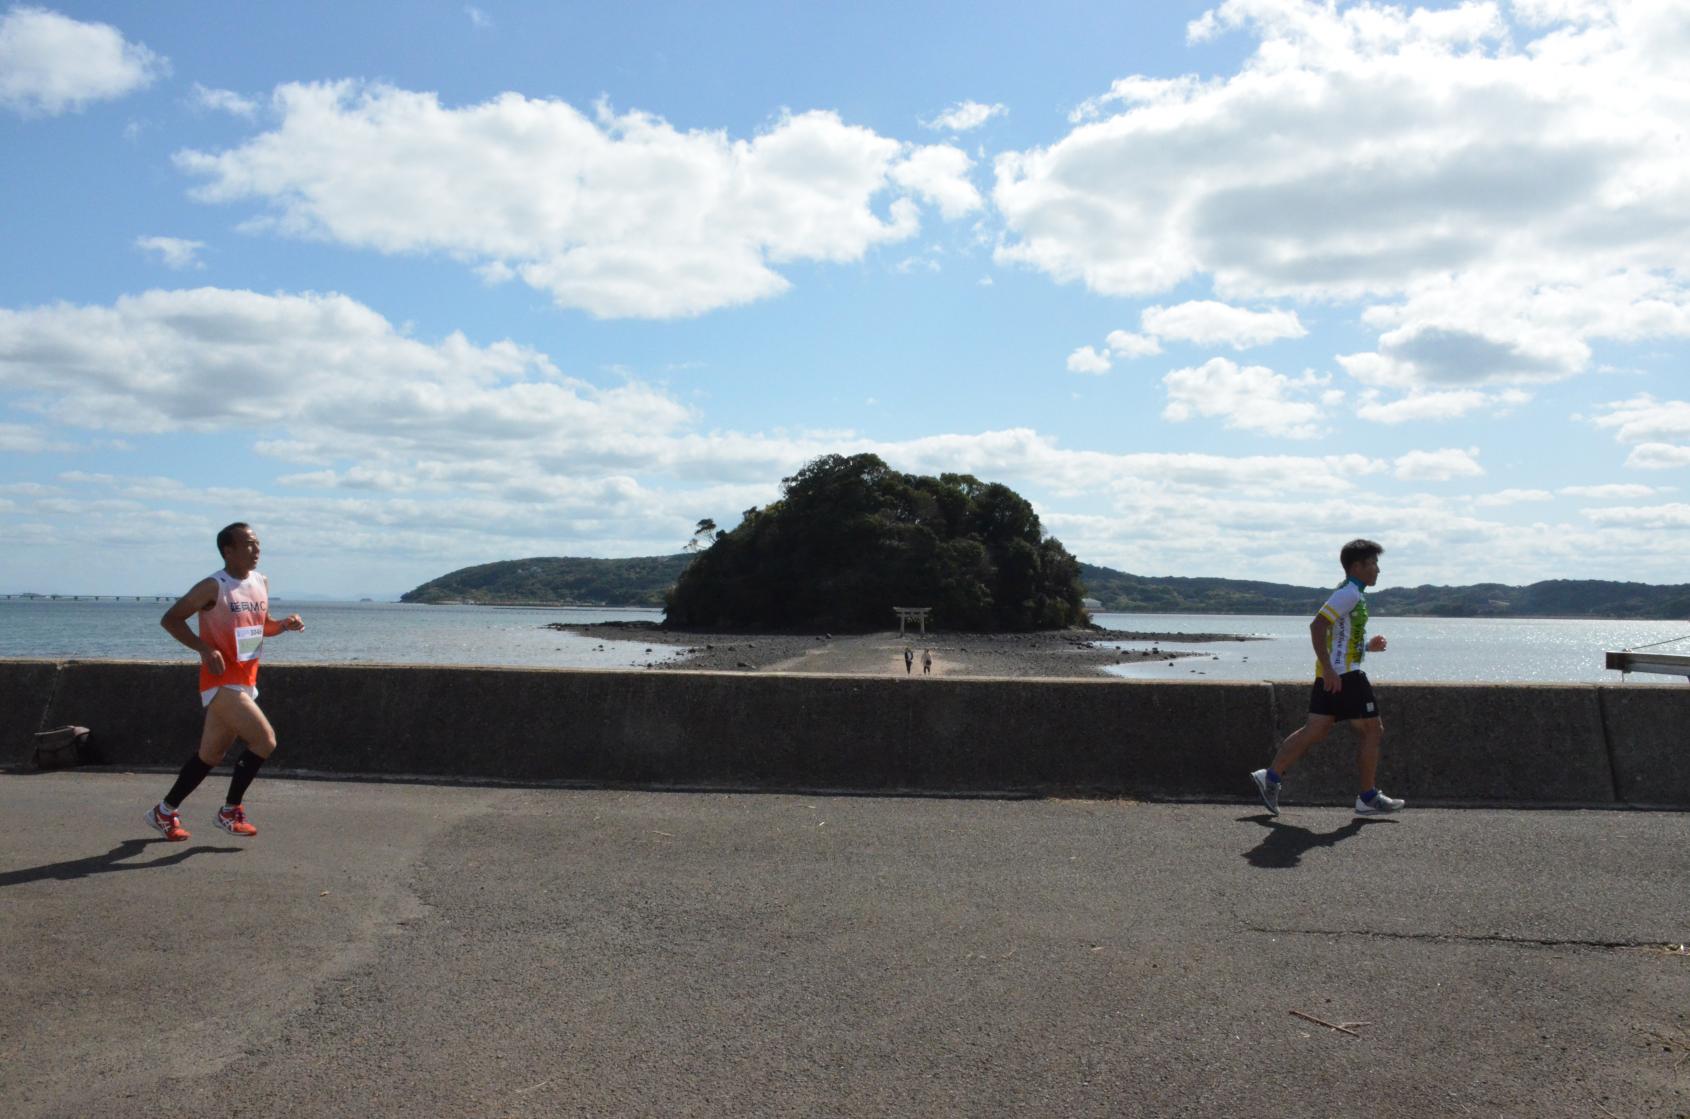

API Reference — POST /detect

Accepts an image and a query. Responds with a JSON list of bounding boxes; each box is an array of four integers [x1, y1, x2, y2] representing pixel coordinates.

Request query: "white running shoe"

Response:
[[1354, 790, 1405, 815], [1250, 769, 1281, 816]]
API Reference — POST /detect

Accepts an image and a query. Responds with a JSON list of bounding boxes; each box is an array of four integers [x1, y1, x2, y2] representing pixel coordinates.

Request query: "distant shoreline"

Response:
[[3, 597, 1682, 624], [398, 601, 1676, 625]]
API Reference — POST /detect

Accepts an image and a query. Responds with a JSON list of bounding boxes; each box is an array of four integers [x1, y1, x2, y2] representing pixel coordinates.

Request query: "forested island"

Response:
[[402, 554, 690, 608], [404, 554, 1690, 621], [407, 453, 1086, 632], [400, 452, 1690, 622], [664, 454, 1085, 631]]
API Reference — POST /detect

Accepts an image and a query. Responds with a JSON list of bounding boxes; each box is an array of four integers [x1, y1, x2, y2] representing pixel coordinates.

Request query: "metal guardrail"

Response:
[[1606, 650, 1690, 677]]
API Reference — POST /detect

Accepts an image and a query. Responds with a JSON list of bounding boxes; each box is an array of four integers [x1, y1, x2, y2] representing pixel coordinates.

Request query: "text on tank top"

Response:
[[198, 569, 269, 691]]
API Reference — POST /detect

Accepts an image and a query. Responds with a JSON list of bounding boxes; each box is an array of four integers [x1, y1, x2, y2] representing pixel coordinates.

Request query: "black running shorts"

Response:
[[1308, 670, 1379, 722]]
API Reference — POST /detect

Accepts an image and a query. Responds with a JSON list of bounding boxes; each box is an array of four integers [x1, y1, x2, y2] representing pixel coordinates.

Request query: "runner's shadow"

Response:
[[1239, 815, 1396, 870], [0, 838, 243, 888]]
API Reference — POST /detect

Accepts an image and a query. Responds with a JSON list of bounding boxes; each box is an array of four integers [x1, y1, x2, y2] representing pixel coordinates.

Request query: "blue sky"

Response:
[[2, 0, 1688, 599]]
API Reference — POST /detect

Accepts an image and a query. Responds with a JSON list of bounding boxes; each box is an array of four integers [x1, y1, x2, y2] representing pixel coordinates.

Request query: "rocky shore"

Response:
[[549, 620, 1262, 678]]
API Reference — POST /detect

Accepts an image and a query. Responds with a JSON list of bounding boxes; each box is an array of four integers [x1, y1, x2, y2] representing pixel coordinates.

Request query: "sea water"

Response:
[[1092, 612, 1690, 686], [1, 599, 1685, 684], [0, 600, 678, 670]]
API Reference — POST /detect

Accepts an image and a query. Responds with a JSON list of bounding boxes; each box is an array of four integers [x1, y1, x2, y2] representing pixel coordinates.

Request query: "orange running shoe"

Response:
[[215, 804, 258, 837], [145, 804, 190, 842]]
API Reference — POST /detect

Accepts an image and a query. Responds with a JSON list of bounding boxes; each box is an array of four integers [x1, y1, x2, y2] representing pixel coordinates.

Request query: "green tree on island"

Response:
[[684, 518, 720, 553], [664, 453, 1086, 632]]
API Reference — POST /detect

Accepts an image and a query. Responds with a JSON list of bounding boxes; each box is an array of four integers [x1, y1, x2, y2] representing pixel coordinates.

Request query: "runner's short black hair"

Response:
[[1340, 538, 1383, 571], [216, 522, 251, 557]]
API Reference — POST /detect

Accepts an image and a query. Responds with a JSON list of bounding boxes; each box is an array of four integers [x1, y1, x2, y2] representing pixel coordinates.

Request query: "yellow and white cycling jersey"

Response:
[[1315, 578, 1369, 676]]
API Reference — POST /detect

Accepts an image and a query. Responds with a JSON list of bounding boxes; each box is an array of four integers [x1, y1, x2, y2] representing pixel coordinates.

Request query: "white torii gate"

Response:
[[893, 607, 931, 636]]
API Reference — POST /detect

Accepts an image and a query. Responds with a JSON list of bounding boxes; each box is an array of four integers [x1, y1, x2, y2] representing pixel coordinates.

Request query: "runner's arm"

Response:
[[1310, 614, 1341, 692], [161, 578, 223, 672], [257, 573, 304, 635]]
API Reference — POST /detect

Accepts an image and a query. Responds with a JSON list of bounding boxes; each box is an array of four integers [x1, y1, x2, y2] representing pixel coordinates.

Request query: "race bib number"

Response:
[[234, 624, 264, 662]]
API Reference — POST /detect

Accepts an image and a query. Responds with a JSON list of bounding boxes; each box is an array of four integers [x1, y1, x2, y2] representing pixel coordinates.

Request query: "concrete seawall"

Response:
[[2, 659, 1683, 806]]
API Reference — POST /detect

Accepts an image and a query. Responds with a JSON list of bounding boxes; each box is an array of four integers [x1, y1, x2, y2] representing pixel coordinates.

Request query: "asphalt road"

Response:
[[3, 771, 1686, 1119]]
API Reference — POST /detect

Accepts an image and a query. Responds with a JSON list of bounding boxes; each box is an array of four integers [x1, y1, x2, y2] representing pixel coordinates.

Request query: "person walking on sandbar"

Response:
[[145, 522, 304, 841]]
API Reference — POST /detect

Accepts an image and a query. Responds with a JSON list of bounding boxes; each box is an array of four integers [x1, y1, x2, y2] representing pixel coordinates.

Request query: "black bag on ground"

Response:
[[32, 725, 101, 770]]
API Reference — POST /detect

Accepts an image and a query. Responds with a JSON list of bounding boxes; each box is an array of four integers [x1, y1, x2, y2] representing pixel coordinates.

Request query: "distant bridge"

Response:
[[1, 594, 175, 602]]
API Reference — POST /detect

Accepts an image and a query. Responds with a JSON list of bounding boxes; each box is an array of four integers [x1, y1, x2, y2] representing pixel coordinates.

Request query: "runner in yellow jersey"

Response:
[[1250, 539, 1403, 817]]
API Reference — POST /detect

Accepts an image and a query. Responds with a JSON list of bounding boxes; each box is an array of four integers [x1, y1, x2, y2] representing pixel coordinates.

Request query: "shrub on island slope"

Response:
[[665, 453, 1085, 632]]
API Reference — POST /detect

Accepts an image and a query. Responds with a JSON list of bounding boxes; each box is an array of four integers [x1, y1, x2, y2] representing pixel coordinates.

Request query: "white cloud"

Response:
[[1472, 488, 1553, 507], [1062, 328, 1161, 374], [994, 1, 1690, 392], [1355, 389, 1487, 423], [0, 6, 167, 116], [176, 84, 979, 319], [1105, 330, 1161, 358], [1068, 75, 1208, 124], [876, 429, 1387, 501], [1587, 396, 1690, 469], [1037, 481, 1597, 586], [1560, 483, 1663, 499], [1161, 356, 1327, 439], [888, 144, 984, 219], [0, 481, 60, 496], [1511, 0, 1611, 26], [1590, 395, 1690, 444], [1066, 346, 1112, 375], [9, 285, 1685, 589], [134, 235, 207, 270], [0, 285, 1395, 512], [1339, 298, 1596, 389], [0, 288, 689, 451], [1582, 502, 1690, 528], [1356, 385, 1532, 424], [16, 452, 1672, 591], [0, 422, 75, 452], [1624, 444, 1690, 471], [465, 5, 492, 29], [1140, 300, 1305, 349], [1394, 447, 1484, 481], [190, 83, 258, 118], [923, 100, 1007, 132]]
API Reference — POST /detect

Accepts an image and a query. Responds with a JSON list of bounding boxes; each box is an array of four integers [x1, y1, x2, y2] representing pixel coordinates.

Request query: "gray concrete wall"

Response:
[[3, 659, 1681, 806], [1598, 685, 1690, 807], [1268, 680, 1617, 805], [0, 659, 63, 739]]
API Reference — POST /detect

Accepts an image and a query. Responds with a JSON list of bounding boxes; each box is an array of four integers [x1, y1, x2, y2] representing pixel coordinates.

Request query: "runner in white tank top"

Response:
[[148, 523, 304, 842]]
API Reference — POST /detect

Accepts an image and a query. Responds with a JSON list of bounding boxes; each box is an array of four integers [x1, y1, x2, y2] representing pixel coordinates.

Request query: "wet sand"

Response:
[[551, 621, 1260, 678]]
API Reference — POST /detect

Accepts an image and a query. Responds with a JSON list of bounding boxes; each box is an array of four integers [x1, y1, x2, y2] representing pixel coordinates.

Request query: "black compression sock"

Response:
[[225, 750, 267, 807], [164, 755, 213, 809]]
